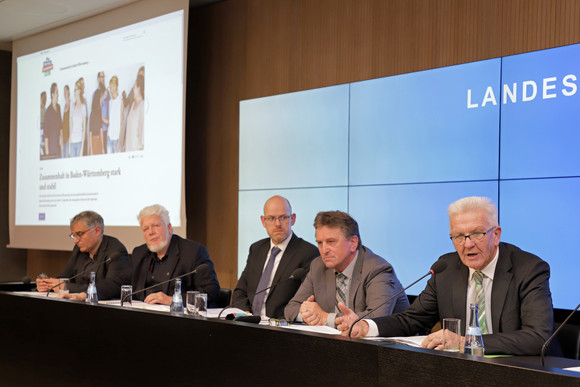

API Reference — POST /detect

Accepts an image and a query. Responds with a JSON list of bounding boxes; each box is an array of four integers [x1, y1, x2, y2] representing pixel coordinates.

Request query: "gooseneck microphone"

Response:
[[348, 260, 448, 337], [45, 253, 119, 296], [540, 301, 580, 366], [121, 263, 209, 304], [217, 267, 308, 320]]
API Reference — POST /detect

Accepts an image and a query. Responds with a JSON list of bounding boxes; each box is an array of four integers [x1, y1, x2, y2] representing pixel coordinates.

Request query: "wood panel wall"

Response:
[[23, 0, 580, 290]]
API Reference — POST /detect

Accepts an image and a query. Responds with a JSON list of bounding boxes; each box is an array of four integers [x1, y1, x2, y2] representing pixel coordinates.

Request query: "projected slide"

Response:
[[240, 42, 580, 310], [15, 11, 184, 227]]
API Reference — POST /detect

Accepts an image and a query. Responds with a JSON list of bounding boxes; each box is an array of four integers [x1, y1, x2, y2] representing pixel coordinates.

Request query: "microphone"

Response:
[[217, 267, 308, 320], [46, 253, 118, 296], [540, 301, 580, 366], [348, 260, 448, 337], [122, 263, 209, 304]]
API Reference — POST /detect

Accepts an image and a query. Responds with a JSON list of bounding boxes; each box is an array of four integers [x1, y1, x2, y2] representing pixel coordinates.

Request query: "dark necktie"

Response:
[[335, 272, 347, 314], [252, 246, 282, 316]]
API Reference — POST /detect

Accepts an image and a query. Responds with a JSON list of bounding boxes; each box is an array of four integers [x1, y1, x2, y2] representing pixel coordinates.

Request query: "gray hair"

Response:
[[447, 196, 499, 227], [137, 204, 170, 226], [70, 211, 104, 231]]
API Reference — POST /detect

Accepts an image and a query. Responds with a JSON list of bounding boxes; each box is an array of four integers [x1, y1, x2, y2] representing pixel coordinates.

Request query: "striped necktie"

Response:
[[336, 272, 347, 314], [473, 270, 488, 334]]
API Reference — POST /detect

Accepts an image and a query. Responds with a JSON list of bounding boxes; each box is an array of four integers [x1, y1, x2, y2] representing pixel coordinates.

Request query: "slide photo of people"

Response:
[[39, 64, 145, 161]]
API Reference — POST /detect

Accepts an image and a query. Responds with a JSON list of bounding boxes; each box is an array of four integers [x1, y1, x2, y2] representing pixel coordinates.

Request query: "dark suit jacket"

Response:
[[232, 233, 319, 318], [284, 246, 409, 323], [59, 235, 131, 300], [372, 242, 554, 355], [131, 234, 221, 307]]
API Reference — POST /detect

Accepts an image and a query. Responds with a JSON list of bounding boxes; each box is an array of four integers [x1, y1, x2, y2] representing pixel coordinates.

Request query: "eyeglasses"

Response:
[[263, 215, 291, 224], [69, 227, 95, 239], [450, 227, 496, 245]]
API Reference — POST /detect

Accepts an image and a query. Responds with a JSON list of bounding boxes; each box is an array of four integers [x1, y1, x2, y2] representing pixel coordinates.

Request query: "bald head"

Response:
[[261, 196, 296, 245]]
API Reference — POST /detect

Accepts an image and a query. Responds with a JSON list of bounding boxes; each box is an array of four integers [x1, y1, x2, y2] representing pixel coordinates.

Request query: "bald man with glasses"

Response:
[[337, 196, 554, 356], [36, 211, 130, 299]]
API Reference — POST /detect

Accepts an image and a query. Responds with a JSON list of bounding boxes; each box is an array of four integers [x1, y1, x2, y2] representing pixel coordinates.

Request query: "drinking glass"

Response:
[[442, 318, 461, 352], [195, 293, 208, 317], [120, 285, 133, 306], [187, 291, 199, 316], [58, 278, 70, 295]]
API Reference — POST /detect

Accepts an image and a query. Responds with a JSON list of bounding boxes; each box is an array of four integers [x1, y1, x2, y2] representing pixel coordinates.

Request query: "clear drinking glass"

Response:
[[187, 291, 199, 316], [58, 278, 70, 295], [195, 293, 208, 317], [442, 318, 461, 352], [120, 285, 133, 306]]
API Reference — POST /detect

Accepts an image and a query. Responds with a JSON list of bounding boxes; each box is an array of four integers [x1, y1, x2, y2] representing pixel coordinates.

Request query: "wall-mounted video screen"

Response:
[[239, 43, 580, 310]]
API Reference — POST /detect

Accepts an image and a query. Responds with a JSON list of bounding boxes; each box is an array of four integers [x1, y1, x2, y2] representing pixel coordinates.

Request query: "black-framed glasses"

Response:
[[450, 226, 496, 245], [69, 227, 95, 240], [263, 215, 291, 223]]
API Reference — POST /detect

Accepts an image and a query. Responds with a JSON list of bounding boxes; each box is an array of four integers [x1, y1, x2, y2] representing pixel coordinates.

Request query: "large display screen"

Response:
[[239, 43, 580, 310]]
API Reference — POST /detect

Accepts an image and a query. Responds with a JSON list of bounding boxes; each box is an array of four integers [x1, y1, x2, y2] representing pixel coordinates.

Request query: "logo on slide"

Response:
[[42, 58, 53, 76], [38, 213, 45, 221]]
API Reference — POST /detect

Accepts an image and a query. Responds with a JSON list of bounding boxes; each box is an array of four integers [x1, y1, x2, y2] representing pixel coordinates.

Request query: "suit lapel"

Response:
[[271, 234, 297, 286], [250, 241, 271, 293], [348, 248, 365, 310], [491, 244, 512, 333], [162, 236, 181, 294], [451, 257, 469, 329], [324, 266, 336, 311]]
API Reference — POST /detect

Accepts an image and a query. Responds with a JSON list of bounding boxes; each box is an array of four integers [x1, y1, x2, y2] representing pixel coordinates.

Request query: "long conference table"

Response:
[[0, 291, 579, 386]]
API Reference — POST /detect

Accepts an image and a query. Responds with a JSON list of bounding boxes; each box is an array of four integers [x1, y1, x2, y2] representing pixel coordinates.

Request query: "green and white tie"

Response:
[[473, 270, 488, 334]]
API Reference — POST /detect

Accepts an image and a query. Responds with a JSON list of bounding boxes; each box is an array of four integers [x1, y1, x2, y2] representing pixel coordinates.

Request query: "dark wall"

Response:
[[0, 50, 27, 281]]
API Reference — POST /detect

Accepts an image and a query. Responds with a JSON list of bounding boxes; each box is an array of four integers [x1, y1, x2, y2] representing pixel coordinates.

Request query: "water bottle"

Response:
[[85, 272, 98, 305], [464, 303, 485, 356], [170, 278, 184, 315]]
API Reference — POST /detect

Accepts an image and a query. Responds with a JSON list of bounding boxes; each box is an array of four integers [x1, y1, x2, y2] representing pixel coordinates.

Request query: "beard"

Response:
[[147, 238, 169, 253]]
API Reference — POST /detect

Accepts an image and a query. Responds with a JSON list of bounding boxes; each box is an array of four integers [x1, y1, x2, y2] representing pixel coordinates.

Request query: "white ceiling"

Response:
[[0, 0, 220, 51]]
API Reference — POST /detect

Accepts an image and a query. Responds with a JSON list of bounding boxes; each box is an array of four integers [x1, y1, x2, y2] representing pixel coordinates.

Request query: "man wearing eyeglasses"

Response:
[[232, 196, 319, 318], [36, 211, 130, 299], [336, 196, 554, 356]]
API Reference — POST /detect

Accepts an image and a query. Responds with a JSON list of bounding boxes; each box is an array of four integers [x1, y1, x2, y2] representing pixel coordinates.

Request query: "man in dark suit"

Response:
[[285, 211, 409, 327], [336, 196, 554, 356], [36, 211, 130, 300], [131, 204, 220, 307], [232, 196, 319, 318]]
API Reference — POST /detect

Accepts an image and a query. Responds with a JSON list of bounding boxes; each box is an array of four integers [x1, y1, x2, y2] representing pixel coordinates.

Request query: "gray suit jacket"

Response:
[[284, 246, 409, 323], [372, 242, 554, 355]]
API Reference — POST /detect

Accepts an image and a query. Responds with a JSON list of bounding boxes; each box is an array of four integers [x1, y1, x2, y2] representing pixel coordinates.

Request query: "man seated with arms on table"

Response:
[[36, 211, 130, 299], [336, 196, 554, 356], [132, 204, 220, 306], [284, 211, 409, 327], [232, 195, 319, 318]]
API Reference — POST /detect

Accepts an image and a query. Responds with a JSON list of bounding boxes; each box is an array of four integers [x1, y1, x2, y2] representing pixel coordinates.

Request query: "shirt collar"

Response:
[[270, 231, 293, 252], [337, 249, 359, 280], [469, 245, 499, 281]]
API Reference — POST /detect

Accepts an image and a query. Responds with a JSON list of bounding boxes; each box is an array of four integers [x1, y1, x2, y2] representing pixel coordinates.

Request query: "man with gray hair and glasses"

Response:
[[36, 210, 130, 299], [336, 196, 554, 356]]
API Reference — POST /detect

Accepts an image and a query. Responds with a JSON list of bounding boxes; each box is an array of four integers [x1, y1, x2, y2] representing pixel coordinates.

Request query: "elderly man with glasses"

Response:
[[36, 211, 130, 299], [336, 196, 554, 356]]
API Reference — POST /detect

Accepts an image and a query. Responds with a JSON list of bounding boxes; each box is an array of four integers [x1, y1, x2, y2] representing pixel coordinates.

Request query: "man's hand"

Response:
[[59, 292, 87, 301], [421, 329, 465, 351], [335, 302, 369, 337], [299, 295, 328, 326], [144, 291, 172, 305], [36, 278, 61, 293]]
